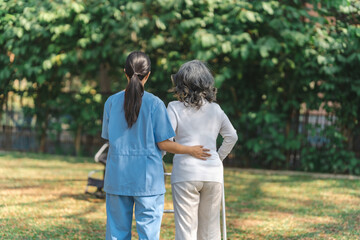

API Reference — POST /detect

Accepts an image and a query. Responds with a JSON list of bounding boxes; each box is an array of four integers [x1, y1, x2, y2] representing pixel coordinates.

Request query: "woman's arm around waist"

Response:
[[157, 140, 211, 160]]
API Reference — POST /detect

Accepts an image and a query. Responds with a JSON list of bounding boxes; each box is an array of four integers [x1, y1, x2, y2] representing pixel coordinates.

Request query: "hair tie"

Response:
[[134, 73, 143, 80]]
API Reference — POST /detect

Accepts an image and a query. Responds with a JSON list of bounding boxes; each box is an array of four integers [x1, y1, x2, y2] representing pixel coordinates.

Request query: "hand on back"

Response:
[[189, 145, 211, 160]]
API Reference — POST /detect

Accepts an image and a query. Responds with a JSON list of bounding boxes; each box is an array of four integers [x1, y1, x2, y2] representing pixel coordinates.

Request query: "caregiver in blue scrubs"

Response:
[[101, 51, 210, 240]]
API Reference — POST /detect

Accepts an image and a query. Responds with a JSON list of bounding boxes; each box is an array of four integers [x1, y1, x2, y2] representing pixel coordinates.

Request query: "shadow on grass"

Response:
[[223, 170, 360, 238], [0, 151, 93, 164], [226, 169, 360, 190], [2, 177, 85, 186], [264, 209, 360, 239], [1, 192, 106, 239], [0, 191, 103, 208], [3, 212, 106, 240], [29, 219, 105, 240]]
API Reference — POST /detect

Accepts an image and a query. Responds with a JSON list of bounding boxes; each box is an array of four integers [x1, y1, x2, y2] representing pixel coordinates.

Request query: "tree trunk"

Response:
[[35, 87, 49, 153], [299, 110, 310, 170], [4, 94, 12, 150], [293, 109, 300, 169], [285, 108, 297, 169], [100, 63, 111, 94], [285, 119, 291, 169], [84, 134, 94, 156], [74, 125, 82, 156], [39, 112, 49, 153], [343, 125, 353, 152]]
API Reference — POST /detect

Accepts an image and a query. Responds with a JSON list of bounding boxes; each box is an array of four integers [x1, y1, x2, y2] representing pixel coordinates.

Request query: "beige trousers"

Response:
[[172, 181, 222, 240]]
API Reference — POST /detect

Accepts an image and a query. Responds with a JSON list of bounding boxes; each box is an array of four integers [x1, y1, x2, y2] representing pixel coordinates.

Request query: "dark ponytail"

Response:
[[124, 51, 151, 128]]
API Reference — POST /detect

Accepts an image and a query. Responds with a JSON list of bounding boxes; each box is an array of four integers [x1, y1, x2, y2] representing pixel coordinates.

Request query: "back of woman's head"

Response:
[[124, 51, 151, 128], [171, 60, 217, 108]]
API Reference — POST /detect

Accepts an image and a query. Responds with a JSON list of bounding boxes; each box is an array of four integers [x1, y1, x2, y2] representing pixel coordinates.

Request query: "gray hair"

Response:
[[171, 60, 217, 108]]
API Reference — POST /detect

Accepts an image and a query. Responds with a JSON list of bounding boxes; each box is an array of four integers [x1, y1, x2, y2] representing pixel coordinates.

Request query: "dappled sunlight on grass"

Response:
[[0, 152, 105, 239], [1, 152, 360, 239], [222, 169, 360, 239]]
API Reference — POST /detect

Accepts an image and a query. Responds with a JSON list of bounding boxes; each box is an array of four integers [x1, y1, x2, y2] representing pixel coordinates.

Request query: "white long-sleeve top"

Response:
[[167, 101, 238, 184]]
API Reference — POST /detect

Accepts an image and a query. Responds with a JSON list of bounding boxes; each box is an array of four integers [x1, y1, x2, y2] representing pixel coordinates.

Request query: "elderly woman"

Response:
[[167, 60, 238, 240]]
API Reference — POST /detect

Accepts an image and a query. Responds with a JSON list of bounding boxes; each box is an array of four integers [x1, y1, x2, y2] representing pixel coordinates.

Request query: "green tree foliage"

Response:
[[1, 0, 359, 173], [307, 0, 360, 174]]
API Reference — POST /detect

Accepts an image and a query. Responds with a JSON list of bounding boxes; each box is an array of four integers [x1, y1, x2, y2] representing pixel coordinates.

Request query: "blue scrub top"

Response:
[[101, 91, 175, 196]]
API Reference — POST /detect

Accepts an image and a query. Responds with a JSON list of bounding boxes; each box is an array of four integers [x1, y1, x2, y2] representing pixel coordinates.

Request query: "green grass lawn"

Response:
[[0, 151, 360, 239]]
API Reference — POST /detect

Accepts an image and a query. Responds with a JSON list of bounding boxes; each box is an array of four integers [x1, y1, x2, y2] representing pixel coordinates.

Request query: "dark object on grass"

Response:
[[85, 143, 108, 199]]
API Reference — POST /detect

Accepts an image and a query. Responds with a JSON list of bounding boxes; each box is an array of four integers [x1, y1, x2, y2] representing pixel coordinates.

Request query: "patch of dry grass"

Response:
[[1, 152, 360, 239]]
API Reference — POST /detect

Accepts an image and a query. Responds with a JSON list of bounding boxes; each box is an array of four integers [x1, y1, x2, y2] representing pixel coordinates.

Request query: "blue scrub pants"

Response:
[[106, 193, 164, 240]]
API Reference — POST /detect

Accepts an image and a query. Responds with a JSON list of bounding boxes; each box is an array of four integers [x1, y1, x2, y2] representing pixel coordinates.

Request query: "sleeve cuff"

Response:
[[155, 132, 176, 143]]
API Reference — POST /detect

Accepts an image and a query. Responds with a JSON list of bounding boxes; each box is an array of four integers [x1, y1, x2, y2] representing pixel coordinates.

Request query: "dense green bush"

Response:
[[1, 0, 359, 173]]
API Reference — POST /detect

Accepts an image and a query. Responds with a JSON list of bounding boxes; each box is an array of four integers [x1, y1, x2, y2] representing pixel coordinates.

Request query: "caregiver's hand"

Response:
[[157, 140, 211, 160], [188, 145, 211, 160]]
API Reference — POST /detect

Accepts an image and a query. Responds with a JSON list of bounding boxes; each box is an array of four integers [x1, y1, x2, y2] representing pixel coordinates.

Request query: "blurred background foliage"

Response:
[[1, 0, 360, 174]]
